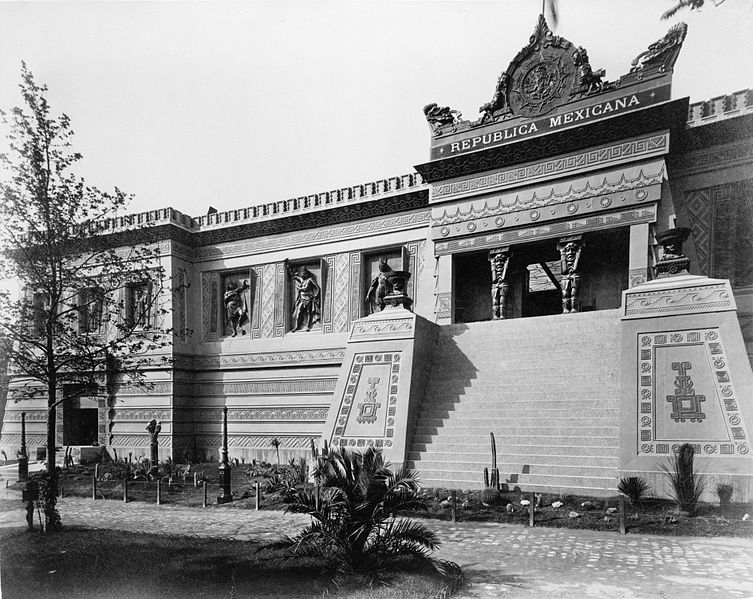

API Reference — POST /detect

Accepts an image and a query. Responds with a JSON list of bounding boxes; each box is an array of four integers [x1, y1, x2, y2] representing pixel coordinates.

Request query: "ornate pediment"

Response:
[[423, 15, 688, 138]]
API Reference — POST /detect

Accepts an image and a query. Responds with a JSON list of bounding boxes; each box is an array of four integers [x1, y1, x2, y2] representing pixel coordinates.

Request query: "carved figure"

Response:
[[423, 103, 461, 134], [558, 237, 583, 313], [573, 46, 605, 93], [479, 72, 509, 123], [285, 260, 321, 331], [489, 248, 512, 320], [630, 23, 688, 72], [365, 259, 394, 314], [146, 418, 161, 465], [133, 284, 151, 327], [224, 279, 250, 337], [654, 227, 691, 278]]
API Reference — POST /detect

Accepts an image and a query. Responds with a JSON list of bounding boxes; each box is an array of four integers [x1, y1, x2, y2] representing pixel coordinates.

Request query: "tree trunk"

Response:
[[45, 369, 61, 530]]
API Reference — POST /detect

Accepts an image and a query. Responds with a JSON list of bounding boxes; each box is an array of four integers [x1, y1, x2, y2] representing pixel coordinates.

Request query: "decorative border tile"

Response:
[[637, 328, 750, 457], [624, 283, 733, 318]]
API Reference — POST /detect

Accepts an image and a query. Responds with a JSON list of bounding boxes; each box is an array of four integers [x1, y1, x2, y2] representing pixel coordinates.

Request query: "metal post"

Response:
[[529, 491, 535, 527], [255, 481, 260, 511], [17, 412, 28, 482], [194, 472, 198, 488], [156, 479, 161, 505], [123, 478, 128, 503], [451, 490, 457, 523], [92, 475, 97, 500], [203, 481, 207, 508], [619, 495, 626, 534], [217, 406, 233, 504]]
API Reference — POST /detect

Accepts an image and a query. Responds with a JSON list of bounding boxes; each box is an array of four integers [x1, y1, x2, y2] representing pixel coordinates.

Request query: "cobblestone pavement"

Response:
[[1, 495, 752, 599]]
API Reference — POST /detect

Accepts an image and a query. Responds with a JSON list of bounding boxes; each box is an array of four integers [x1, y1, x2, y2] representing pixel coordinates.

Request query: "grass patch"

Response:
[[0, 527, 446, 599]]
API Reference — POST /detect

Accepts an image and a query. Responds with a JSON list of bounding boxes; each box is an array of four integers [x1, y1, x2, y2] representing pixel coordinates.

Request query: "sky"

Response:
[[0, 0, 751, 218]]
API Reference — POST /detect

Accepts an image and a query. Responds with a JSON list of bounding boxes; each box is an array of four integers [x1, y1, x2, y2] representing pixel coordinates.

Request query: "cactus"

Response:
[[483, 433, 501, 489]]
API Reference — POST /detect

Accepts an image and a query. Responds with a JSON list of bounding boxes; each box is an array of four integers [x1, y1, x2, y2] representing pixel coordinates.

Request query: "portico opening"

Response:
[[453, 227, 629, 323]]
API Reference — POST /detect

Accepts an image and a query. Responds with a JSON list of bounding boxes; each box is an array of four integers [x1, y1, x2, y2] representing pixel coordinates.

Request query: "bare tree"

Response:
[[0, 64, 173, 529]]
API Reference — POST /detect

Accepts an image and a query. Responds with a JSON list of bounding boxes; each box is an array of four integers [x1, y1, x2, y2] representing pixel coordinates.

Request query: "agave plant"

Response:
[[279, 446, 447, 587], [660, 443, 706, 514], [617, 476, 651, 505]]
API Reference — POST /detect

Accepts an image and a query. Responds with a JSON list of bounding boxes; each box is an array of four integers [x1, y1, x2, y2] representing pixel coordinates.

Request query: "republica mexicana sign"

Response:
[[430, 84, 671, 160]]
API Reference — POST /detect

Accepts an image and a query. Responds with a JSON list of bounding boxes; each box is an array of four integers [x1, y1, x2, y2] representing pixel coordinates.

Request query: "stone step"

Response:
[[409, 442, 619, 457], [418, 396, 620, 407], [407, 460, 617, 479], [407, 451, 619, 468], [412, 425, 619, 437], [411, 433, 618, 447], [418, 476, 618, 497], [416, 409, 620, 421]]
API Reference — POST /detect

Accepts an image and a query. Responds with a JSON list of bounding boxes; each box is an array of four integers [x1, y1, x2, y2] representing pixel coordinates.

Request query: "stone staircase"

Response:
[[407, 310, 621, 496]]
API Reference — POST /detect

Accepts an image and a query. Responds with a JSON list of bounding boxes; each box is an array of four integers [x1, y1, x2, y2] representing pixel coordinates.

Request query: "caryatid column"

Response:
[[558, 236, 584, 313], [489, 247, 512, 320]]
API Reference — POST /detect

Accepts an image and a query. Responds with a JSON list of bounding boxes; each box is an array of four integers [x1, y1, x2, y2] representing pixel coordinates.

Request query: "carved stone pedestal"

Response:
[[619, 274, 753, 500], [319, 305, 438, 467]]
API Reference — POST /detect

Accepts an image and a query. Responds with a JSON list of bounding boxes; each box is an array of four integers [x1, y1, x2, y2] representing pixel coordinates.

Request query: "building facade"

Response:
[[2, 17, 752, 499]]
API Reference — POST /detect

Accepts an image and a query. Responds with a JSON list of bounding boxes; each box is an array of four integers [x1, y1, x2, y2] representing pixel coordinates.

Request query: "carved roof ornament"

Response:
[[423, 16, 690, 140], [630, 23, 688, 73]]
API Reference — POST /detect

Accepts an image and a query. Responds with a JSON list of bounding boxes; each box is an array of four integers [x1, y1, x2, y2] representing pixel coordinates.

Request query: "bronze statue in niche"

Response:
[[146, 418, 161, 466], [558, 236, 584, 313], [365, 258, 394, 314], [130, 283, 152, 328], [285, 260, 321, 331], [224, 279, 249, 337], [489, 247, 512, 320]]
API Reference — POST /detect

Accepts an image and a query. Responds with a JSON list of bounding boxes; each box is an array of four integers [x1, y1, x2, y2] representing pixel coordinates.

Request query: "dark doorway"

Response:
[[454, 251, 494, 323], [63, 394, 99, 446]]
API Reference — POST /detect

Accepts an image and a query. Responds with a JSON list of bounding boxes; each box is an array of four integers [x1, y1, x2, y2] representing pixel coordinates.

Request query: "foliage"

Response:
[[244, 458, 307, 501], [617, 476, 651, 505], [660, 443, 706, 514], [714, 483, 734, 508], [279, 447, 448, 588], [662, 0, 727, 19], [0, 64, 180, 529]]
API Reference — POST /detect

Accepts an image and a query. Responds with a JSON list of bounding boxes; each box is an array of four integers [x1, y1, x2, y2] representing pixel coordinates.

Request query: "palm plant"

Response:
[[279, 446, 447, 587], [617, 476, 651, 505]]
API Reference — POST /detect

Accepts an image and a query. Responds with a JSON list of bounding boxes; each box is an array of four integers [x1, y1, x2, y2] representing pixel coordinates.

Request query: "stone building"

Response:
[[2, 16, 752, 499]]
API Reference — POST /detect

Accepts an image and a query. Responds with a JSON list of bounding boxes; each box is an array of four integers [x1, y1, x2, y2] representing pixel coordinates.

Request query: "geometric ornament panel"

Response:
[[637, 328, 750, 457], [331, 351, 402, 451]]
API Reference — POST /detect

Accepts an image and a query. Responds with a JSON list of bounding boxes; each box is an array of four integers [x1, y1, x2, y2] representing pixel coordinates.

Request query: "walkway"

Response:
[[1, 494, 752, 599]]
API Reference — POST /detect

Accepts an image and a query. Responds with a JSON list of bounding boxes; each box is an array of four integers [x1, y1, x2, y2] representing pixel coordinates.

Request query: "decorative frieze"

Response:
[[112, 409, 172, 422], [180, 407, 328, 422], [0, 434, 46, 447], [636, 328, 750, 457], [333, 252, 351, 334], [116, 382, 173, 396], [110, 434, 169, 448], [671, 139, 753, 177], [435, 292, 452, 319], [194, 435, 314, 449], [195, 210, 431, 261], [191, 349, 346, 370], [350, 318, 414, 341], [624, 282, 733, 318], [3, 410, 47, 422], [435, 206, 657, 256], [191, 378, 337, 396], [431, 133, 668, 202]]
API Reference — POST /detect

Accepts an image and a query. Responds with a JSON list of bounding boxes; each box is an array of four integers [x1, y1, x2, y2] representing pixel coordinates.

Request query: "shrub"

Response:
[[715, 483, 734, 508], [617, 476, 651, 505], [660, 443, 705, 514], [480, 487, 503, 506], [279, 447, 448, 587]]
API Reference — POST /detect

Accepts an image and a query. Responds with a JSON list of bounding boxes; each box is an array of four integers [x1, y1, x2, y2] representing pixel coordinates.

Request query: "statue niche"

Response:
[[365, 258, 394, 314], [223, 276, 250, 337], [285, 259, 322, 332]]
